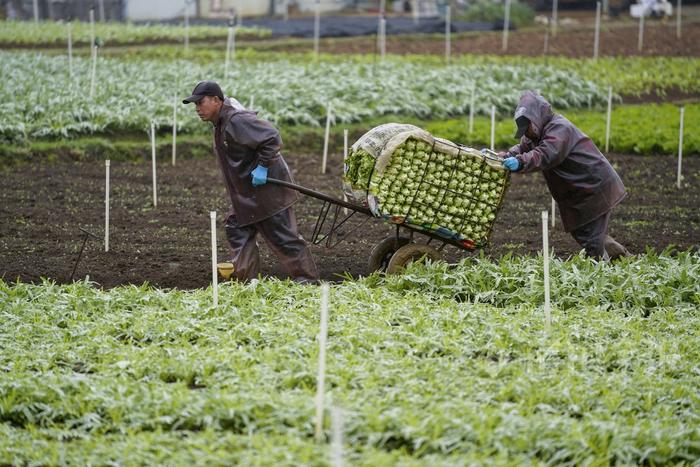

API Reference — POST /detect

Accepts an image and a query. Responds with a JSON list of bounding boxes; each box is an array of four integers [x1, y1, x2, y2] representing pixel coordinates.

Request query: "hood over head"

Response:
[[513, 90, 554, 140]]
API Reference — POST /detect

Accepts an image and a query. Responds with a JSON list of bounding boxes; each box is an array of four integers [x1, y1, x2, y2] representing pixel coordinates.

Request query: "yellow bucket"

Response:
[[217, 262, 235, 280]]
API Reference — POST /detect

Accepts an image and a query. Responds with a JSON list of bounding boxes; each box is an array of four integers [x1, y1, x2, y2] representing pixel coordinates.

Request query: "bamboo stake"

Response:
[[677, 106, 684, 189], [605, 86, 612, 152], [315, 283, 330, 442], [172, 94, 178, 166], [638, 12, 645, 52], [210, 211, 218, 307], [542, 211, 551, 329], [322, 102, 332, 174], [502, 0, 511, 52], [445, 5, 451, 64], [105, 160, 110, 252], [151, 121, 157, 207], [593, 1, 601, 60], [490, 106, 496, 151]]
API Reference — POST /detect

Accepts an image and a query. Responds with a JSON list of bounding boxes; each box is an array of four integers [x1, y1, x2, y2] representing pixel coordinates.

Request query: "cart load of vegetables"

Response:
[[343, 123, 510, 248]]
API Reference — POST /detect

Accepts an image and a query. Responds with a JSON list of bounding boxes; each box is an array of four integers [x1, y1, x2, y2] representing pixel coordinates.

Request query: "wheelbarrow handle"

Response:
[[266, 178, 373, 216]]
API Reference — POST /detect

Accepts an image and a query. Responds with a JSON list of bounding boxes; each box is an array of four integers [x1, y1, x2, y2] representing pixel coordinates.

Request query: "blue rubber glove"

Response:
[[503, 157, 520, 171], [251, 164, 268, 187]]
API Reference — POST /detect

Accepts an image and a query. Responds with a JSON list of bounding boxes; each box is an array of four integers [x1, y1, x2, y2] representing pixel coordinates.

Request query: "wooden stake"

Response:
[[502, 0, 511, 52], [638, 12, 644, 52], [172, 95, 178, 166], [490, 106, 496, 151], [105, 160, 110, 252], [151, 121, 158, 207], [468, 84, 475, 135], [542, 211, 551, 329], [314, 0, 320, 58], [605, 86, 612, 152], [210, 211, 218, 308], [315, 283, 330, 442], [322, 102, 332, 174], [445, 5, 451, 64], [593, 1, 601, 60], [677, 106, 684, 189]]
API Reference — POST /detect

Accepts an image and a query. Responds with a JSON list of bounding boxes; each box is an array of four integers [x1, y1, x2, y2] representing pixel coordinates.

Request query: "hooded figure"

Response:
[[184, 81, 318, 282], [501, 91, 629, 260]]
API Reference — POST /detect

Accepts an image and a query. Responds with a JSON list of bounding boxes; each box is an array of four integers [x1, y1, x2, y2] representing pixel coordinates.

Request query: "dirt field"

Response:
[[1, 148, 698, 288]]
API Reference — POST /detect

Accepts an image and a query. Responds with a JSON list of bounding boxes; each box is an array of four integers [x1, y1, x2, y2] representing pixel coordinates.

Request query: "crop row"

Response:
[[0, 20, 268, 46], [1, 251, 699, 465], [0, 51, 607, 142]]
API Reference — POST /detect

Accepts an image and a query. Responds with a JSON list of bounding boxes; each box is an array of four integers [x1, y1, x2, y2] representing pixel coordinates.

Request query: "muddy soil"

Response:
[[1, 149, 698, 288]]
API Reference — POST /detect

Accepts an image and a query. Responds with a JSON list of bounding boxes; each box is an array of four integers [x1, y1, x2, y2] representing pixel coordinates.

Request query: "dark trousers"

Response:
[[570, 211, 612, 261], [224, 207, 319, 283]]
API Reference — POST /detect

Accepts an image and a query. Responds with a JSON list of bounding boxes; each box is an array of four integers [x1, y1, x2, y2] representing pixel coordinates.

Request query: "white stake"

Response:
[[379, 17, 387, 62], [151, 121, 158, 207], [593, 1, 601, 60], [98, 0, 105, 21], [225, 26, 234, 78], [551, 198, 555, 228], [33, 0, 39, 22], [676, 0, 682, 39], [105, 160, 110, 252], [314, 0, 320, 58], [542, 211, 551, 329], [677, 106, 684, 189], [248, 95, 255, 110], [605, 86, 612, 152], [237, 0, 243, 26], [331, 406, 344, 467], [412, 0, 419, 24], [543, 19, 550, 56], [490, 105, 496, 151], [284, 0, 289, 21], [322, 102, 332, 174], [343, 129, 349, 215], [210, 211, 218, 308], [172, 95, 178, 166], [468, 84, 475, 135], [552, 0, 558, 36], [638, 12, 644, 52], [89, 8, 95, 49], [502, 0, 511, 52], [445, 5, 451, 64], [184, 6, 190, 53], [89, 45, 98, 99], [315, 283, 330, 442], [67, 22, 73, 78]]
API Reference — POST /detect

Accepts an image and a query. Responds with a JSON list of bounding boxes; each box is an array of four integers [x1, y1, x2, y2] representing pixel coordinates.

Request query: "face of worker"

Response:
[[195, 96, 223, 122], [525, 122, 538, 141]]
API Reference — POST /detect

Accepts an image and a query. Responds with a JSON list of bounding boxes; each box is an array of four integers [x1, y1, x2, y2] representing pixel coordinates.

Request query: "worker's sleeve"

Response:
[[508, 137, 534, 155], [515, 124, 572, 173], [226, 114, 282, 167]]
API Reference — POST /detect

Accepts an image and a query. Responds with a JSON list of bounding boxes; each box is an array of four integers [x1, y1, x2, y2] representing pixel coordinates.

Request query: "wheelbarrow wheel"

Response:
[[386, 243, 442, 274], [368, 236, 409, 273]]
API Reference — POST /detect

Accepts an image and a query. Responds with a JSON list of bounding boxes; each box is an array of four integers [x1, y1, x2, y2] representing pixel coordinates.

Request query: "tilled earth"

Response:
[[1, 149, 698, 288]]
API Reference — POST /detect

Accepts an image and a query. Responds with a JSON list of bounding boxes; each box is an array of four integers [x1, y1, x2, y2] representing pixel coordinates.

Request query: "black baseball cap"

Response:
[[182, 81, 224, 104], [514, 115, 530, 139]]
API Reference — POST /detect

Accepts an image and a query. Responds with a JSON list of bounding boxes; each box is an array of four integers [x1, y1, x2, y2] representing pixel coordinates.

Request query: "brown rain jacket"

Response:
[[508, 91, 626, 232], [213, 98, 297, 227]]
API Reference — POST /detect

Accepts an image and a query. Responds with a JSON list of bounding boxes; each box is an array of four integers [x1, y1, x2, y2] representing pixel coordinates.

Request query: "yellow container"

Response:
[[217, 262, 235, 280]]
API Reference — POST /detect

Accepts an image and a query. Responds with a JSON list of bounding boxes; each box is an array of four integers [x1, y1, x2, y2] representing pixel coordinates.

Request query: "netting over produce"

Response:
[[344, 123, 510, 248]]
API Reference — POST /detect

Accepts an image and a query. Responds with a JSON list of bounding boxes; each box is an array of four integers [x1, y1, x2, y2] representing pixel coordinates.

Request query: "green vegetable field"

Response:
[[2, 252, 699, 465]]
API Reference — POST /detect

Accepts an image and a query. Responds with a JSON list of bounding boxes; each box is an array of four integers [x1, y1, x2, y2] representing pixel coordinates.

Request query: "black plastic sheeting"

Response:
[[167, 16, 506, 39]]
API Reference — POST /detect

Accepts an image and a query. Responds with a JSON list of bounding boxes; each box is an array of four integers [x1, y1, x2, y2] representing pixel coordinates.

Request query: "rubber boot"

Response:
[[604, 235, 631, 260]]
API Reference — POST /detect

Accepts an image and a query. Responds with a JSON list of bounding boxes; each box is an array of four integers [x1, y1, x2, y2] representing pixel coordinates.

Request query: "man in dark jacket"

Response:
[[501, 90, 630, 260], [183, 81, 319, 282]]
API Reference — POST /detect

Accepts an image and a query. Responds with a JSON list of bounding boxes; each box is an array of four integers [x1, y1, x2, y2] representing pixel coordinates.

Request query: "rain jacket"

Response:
[[213, 98, 297, 227], [508, 91, 626, 232]]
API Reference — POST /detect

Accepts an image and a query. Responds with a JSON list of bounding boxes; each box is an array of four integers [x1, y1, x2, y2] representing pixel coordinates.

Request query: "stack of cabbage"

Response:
[[343, 123, 509, 248]]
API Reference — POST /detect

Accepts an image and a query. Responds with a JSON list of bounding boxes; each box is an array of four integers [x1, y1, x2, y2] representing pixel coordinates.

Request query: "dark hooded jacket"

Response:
[[213, 98, 297, 226], [508, 91, 626, 232]]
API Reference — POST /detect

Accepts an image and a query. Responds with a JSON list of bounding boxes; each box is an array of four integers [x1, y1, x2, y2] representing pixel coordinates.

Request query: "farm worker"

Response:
[[183, 81, 319, 283], [500, 90, 630, 261]]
